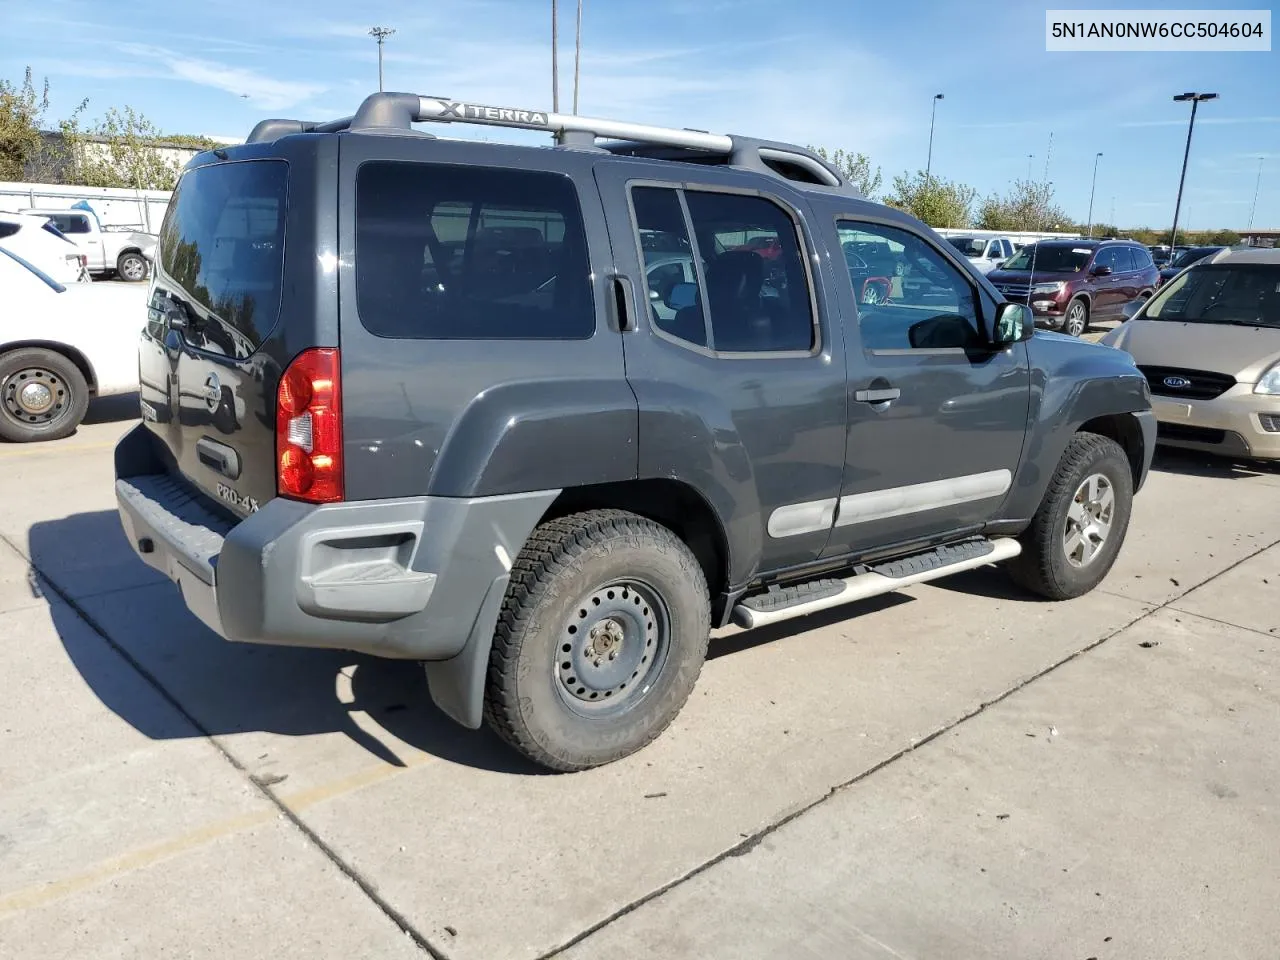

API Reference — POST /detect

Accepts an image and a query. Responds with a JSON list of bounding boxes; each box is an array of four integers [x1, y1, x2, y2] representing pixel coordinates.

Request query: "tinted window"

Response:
[[65, 215, 92, 234], [1129, 246, 1152, 269], [948, 237, 984, 257], [684, 190, 815, 352], [632, 186, 707, 346], [1144, 264, 1280, 328], [0, 223, 17, 239], [838, 220, 981, 351], [1094, 247, 1125, 272], [356, 161, 594, 341], [157, 159, 287, 352], [1002, 244, 1092, 273]]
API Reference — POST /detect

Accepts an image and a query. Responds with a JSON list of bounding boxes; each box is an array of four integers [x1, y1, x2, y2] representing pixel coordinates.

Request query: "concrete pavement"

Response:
[[0, 402, 1276, 959]]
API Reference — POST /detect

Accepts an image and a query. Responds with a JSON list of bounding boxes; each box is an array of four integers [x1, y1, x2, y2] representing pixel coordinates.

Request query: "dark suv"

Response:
[[114, 92, 1156, 772], [988, 239, 1159, 337]]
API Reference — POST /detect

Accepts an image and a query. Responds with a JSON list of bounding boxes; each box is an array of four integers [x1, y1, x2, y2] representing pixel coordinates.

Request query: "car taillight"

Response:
[[276, 347, 343, 503]]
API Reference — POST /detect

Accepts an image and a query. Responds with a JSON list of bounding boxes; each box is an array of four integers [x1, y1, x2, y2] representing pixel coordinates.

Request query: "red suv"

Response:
[[987, 239, 1159, 337]]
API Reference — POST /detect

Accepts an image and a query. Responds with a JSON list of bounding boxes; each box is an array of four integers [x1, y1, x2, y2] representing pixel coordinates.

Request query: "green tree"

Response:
[[1206, 228, 1241, 245], [885, 170, 977, 228], [977, 179, 1070, 232], [0, 67, 50, 180], [808, 146, 882, 198], [61, 106, 202, 191]]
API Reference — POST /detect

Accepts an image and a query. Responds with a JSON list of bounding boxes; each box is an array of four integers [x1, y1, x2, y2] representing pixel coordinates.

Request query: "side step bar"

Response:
[[730, 537, 1022, 629]]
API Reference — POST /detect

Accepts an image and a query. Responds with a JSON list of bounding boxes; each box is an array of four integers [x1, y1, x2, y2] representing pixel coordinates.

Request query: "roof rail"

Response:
[[245, 92, 847, 191]]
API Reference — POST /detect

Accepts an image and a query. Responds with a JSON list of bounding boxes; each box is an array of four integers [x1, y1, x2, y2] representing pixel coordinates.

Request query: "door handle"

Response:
[[854, 387, 901, 403]]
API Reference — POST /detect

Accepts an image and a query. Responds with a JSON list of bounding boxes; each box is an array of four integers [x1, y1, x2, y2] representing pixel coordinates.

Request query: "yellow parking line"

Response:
[[0, 441, 119, 459]]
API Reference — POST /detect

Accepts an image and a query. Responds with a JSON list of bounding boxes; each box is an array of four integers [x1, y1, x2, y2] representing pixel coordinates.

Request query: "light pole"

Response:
[[925, 93, 943, 184], [1169, 91, 1218, 248], [1086, 152, 1103, 237], [1246, 156, 1265, 232], [369, 27, 395, 92], [1026, 154, 1034, 181], [571, 0, 584, 114], [551, 0, 560, 112]]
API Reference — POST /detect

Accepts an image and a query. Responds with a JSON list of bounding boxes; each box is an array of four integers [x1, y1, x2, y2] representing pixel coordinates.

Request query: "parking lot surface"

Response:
[[1, 400, 1276, 959]]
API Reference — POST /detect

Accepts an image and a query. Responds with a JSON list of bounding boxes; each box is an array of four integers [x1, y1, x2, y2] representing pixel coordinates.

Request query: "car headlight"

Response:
[[1255, 364, 1280, 395], [1031, 281, 1065, 294]]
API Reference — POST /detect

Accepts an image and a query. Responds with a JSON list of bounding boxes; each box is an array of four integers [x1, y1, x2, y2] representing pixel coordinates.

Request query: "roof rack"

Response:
[[245, 92, 850, 193]]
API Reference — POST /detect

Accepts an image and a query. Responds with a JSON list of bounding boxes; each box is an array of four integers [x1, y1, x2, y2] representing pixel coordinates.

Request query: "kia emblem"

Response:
[[1163, 376, 1192, 389]]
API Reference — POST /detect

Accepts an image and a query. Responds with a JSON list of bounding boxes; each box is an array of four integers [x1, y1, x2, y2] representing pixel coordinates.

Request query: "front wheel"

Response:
[[0, 348, 90, 443], [1007, 432, 1134, 600], [483, 509, 710, 772], [1062, 298, 1089, 337], [116, 251, 148, 282]]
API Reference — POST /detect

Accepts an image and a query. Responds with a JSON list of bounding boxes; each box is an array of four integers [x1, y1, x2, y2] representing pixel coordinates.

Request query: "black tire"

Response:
[[0, 348, 90, 443], [484, 509, 711, 772], [116, 251, 148, 282], [1007, 432, 1133, 600], [1062, 297, 1089, 337]]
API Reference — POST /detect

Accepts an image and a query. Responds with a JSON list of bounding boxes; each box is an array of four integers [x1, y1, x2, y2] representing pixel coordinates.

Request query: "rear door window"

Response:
[[157, 159, 288, 354], [355, 161, 595, 340]]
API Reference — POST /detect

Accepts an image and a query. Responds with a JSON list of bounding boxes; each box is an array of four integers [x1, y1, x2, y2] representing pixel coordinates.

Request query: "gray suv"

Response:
[[115, 92, 1156, 771]]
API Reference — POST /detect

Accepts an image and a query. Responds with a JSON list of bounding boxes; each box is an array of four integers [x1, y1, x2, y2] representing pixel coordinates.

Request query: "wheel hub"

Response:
[[2, 368, 65, 425], [18, 381, 53, 414], [1063, 473, 1115, 568], [557, 582, 665, 711]]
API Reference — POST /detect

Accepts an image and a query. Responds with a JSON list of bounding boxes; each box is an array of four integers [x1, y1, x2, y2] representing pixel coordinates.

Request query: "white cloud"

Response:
[[113, 42, 325, 110]]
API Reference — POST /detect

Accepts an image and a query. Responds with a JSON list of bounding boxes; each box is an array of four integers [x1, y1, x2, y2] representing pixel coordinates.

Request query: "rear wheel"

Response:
[[1008, 432, 1133, 600], [0, 348, 90, 443], [116, 251, 148, 282], [1062, 298, 1089, 337], [483, 509, 710, 772]]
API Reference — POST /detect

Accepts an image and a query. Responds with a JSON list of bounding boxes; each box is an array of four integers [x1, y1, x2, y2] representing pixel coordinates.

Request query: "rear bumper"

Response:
[[113, 425, 557, 663]]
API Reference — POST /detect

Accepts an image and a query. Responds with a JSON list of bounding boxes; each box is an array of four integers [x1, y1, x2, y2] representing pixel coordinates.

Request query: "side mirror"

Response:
[[993, 301, 1034, 345], [666, 281, 698, 311], [1091, 264, 1112, 277]]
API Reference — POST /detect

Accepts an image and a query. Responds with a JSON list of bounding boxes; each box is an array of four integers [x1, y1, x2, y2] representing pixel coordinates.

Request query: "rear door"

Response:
[[593, 160, 848, 575], [1090, 246, 1127, 318], [140, 156, 294, 516]]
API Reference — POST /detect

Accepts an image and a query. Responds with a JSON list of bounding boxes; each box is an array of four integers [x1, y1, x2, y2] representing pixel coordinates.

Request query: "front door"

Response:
[[822, 215, 1031, 558], [1090, 246, 1130, 319], [594, 161, 849, 580]]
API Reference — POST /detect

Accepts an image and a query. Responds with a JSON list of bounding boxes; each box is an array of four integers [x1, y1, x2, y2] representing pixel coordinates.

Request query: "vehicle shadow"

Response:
[[31, 510, 547, 776], [709, 593, 914, 660], [83, 392, 141, 426], [1149, 447, 1280, 481]]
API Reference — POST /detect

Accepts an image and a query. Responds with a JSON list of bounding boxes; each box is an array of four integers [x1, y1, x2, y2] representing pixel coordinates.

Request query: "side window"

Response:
[[1128, 246, 1150, 270], [631, 186, 816, 353], [0, 223, 17, 239], [69, 215, 92, 234], [1095, 247, 1124, 273], [837, 220, 981, 351], [355, 161, 594, 340], [684, 191, 815, 353], [632, 186, 707, 347], [985, 239, 1002, 259]]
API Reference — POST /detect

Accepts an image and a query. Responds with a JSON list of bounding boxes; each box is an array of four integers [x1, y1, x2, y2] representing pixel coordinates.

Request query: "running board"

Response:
[[730, 537, 1022, 630]]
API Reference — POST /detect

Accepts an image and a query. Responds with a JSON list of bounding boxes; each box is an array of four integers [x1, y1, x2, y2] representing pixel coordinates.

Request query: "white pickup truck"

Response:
[[944, 235, 1017, 275], [21, 207, 156, 282]]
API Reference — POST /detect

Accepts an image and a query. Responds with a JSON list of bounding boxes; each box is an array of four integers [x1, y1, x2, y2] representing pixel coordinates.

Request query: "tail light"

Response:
[[276, 347, 343, 503]]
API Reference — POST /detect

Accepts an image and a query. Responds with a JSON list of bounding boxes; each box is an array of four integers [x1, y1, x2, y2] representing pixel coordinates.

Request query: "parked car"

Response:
[[988, 239, 1159, 336], [0, 211, 89, 285], [1102, 247, 1280, 461], [0, 246, 143, 441], [1156, 245, 1226, 287], [1148, 245, 1172, 267], [114, 92, 1155, 772], [21, 206, 156, 282], [946, 235, 1015, 274]]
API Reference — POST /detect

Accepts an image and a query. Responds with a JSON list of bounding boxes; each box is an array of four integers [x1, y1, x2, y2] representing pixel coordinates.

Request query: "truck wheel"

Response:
[[117, 251, 148, 282], [484, 509, 710, 772], [1007, 432, 1133, 600], [0, 348, 90, 443], [1062, 298, 1089, 337]]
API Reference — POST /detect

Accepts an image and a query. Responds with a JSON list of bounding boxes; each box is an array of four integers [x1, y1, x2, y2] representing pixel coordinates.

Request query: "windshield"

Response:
[[1000, 244, 1092, 273], [1170, 247, 1223, 269], [947, 237, 984, 256], [1144, 263, 1280, 328]]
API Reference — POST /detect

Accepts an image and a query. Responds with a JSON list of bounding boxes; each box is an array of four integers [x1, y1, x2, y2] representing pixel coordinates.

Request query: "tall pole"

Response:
[[369, 27, 395, 92], [925, 93, 943, 184], [1043, 131, 1053, 183], [1026, 154, 1034, 181], [1246, 156, 1265, 231], [1170, 92, 1218, 249], [1086, 152, 1103, 237], [551, 0, 560, 113], [572, 0, 583, 114]]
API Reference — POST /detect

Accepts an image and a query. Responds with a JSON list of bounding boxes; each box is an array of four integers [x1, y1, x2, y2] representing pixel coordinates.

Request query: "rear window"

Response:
[[157, 159, 288, 353], [355, 161, 595, 340]]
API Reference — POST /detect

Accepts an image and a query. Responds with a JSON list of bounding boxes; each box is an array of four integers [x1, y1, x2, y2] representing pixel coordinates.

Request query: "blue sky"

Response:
[[4, 0, 1278, 229]]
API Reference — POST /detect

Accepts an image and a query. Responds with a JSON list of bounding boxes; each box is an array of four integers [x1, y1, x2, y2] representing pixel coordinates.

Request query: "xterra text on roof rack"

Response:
[[115, 92, 1156, 771]]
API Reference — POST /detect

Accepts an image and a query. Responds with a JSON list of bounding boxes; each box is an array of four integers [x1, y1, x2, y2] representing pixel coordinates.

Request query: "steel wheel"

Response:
[[1064, 300, 1088, 337], [556, 579, 670, 719], [1063, 472, 1114, 568], [2, 366, 72, 431]]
